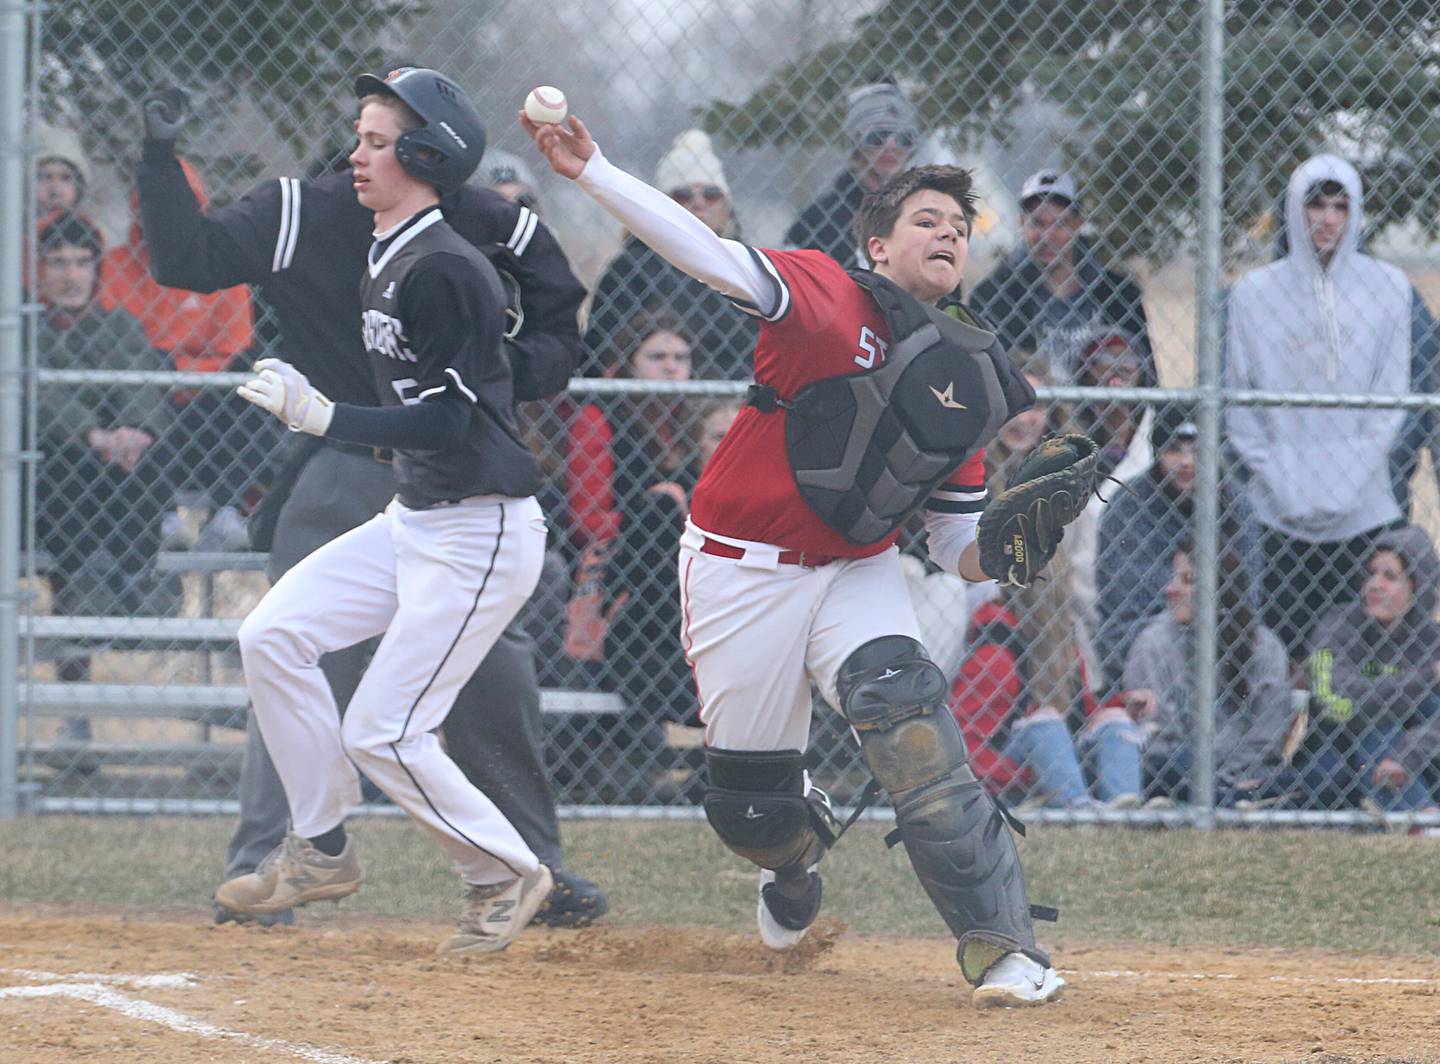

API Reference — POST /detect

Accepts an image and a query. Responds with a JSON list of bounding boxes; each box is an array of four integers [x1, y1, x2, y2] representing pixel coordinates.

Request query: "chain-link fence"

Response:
[[4, 0, 1440, 829]]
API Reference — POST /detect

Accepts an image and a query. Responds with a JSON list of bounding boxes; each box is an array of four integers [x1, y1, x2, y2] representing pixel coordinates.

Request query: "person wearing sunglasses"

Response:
[[583, 129, 757, 381], [785, 76, 921, 267]]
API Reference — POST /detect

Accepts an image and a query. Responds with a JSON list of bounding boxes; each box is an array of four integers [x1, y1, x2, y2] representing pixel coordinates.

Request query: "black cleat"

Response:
[[531, 868, 609, 928]]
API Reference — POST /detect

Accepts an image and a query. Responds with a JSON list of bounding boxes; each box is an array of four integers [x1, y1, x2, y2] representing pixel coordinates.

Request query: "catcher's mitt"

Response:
[[976, 433, 1102, 587]]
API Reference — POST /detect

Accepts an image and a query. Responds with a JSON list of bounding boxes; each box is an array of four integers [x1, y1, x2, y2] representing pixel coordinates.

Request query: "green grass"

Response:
[[2, 817, 1438, 955]]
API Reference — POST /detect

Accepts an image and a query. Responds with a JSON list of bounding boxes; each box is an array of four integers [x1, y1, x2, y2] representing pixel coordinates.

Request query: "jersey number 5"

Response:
[[855, 326, 888, 369], [391, 378, 422, 406]]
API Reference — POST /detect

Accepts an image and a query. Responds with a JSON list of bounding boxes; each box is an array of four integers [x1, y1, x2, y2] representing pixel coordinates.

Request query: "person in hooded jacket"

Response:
[[1094, 539, 1292, 805], [1225, 155, 1412, 667], [1095, 404, 1259, 686], [1255, 187, 1439, 523], [582, 130, 756, 380], [1294, 525, 1440, 811]]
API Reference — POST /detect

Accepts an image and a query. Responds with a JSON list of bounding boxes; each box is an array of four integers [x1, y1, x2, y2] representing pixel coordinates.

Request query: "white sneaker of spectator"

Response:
[[195, 505, 251, 552], [159, 510, 196, 551]]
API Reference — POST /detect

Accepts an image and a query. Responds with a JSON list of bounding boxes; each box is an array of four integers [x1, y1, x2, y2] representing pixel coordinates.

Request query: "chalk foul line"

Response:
[[0, 969, 385, 1064]]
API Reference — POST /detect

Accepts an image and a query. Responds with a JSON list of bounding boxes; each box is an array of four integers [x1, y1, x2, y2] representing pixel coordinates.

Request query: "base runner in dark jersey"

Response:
[[216, 69, 553, 955]]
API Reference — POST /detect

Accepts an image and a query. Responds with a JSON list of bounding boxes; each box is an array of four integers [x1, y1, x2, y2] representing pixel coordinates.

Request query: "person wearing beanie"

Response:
[[478, 149, 542, 211], [1094, 402, 1258, 686], [583, 128, 756, 379], [34, 122, 92, 213], [785, 76, 919, 266], [969, 168, 1155, 388], [31, 210, 176, 612]]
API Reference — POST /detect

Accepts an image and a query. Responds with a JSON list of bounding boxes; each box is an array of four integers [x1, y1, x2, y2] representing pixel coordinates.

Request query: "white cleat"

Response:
[[972, 952, 1066, 1009], [757, 867, 821, 951]]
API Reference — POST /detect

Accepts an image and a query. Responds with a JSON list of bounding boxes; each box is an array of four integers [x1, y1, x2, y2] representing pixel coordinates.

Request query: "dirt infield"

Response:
[[1, 906, 1437, 1064]]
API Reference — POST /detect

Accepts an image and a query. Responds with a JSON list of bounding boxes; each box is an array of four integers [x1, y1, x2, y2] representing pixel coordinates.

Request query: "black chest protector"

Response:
[[746, 270, 1036, 545]]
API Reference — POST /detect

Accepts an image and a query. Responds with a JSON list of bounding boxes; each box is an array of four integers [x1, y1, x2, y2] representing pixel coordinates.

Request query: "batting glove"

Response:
[[237, 358, 334, 436]]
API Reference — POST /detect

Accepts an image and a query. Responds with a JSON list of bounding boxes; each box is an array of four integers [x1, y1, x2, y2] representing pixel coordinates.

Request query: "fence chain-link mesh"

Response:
[[10, 0, 1440, 824]]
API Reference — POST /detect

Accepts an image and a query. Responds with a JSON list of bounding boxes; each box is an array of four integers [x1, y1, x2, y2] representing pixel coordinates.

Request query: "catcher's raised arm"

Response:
[[976, 432, 1102, 587]]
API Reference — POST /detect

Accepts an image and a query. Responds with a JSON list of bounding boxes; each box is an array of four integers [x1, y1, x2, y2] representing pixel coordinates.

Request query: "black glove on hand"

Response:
[[142, 88, 189, 143]]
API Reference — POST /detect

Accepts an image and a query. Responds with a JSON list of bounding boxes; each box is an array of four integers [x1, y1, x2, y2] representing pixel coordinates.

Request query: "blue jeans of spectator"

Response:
[[1087, 719, 1144, 801], [1088, 723, 1256, 805], [1002, 715, 1091, 806], [1290, 722, 1436, 811]]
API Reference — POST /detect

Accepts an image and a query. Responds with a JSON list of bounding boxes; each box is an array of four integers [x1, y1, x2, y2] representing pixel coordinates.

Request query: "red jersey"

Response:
[[691, 249, 985, 556]]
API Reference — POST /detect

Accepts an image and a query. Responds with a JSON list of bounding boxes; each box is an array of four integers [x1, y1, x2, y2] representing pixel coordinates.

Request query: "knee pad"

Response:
[[703, 749, 834, 871], [836, 635, 974, 798], [837, 635, 1046, 981]]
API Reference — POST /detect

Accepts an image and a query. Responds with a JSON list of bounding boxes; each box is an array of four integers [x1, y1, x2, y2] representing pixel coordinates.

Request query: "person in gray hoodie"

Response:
[[1296, 524, 1440, 810], [1091, 538, 1292, 804], [1225, 155, 1412, 666]]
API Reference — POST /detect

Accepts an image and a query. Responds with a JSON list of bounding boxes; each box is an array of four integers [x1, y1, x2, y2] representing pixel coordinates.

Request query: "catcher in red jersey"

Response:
[[525, 110, 1070, 1009]]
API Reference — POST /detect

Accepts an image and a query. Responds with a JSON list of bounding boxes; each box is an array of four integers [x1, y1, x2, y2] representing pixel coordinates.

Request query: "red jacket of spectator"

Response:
[[567, 403, 624, 547], [565, 399, 686, 550], [949, 601, 1032, 795], [100, 158, 253, 376], [950, 600, 1119, 796]]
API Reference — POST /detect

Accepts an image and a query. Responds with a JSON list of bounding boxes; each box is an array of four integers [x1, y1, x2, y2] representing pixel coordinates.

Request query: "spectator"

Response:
[[1225, 154, 1410, 666], [1095, 404, 1257, 685], [606, 399, 741, 737], [566, 309, 695, 550], [693, 396, 742, 469], [101, 159, 266, 549], [1261, 190, 1440, 522], [478, 149, 542, 212], [562, 391, 738, 802], [32, 211, 177, 740], [986, 358, 1090, 717], [1092, 540, 1291, 805], [1057, 327, 1155, 646], [949, 367, 1096, 810], [969, 169, 1155, 387], [34, 122, 90, 213], [1290, 526, 1440, 811], [951, 597, 1096, 809], [583, 130, 755, 380], [33, 211, 173, 589], [785, 76, 919, 266]]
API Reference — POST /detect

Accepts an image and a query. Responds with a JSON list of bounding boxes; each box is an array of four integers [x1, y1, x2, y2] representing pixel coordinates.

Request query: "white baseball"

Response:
[[524, 86, 568, 125]]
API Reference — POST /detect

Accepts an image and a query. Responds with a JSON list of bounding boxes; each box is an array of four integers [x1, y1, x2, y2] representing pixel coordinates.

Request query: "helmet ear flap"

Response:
[[355, 68, 486, 195]]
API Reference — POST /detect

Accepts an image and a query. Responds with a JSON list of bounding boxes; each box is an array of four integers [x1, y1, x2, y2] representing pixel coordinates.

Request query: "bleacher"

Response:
[[18, 549, 628, 781]]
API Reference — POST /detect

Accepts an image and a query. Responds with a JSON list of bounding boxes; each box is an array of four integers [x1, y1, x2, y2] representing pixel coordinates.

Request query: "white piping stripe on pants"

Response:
[[239, 495, 547, 884]]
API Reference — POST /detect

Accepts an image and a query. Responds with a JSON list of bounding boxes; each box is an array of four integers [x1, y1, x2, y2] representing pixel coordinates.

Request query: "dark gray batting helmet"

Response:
[[354, 67, 487, 194]]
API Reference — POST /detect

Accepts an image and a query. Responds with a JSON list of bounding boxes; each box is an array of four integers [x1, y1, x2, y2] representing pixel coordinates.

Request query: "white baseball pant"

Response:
[[238, 494, 547, 885], [678, 523, 924, 752]]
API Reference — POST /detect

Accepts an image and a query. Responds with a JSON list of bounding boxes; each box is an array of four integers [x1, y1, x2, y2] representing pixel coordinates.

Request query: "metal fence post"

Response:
[[1190, 0, 1227, 827], [0, 0, 31, 820]]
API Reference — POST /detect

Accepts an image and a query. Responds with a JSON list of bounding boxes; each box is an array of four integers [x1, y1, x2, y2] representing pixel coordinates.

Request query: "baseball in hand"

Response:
[[524, 86, 568, 125]]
